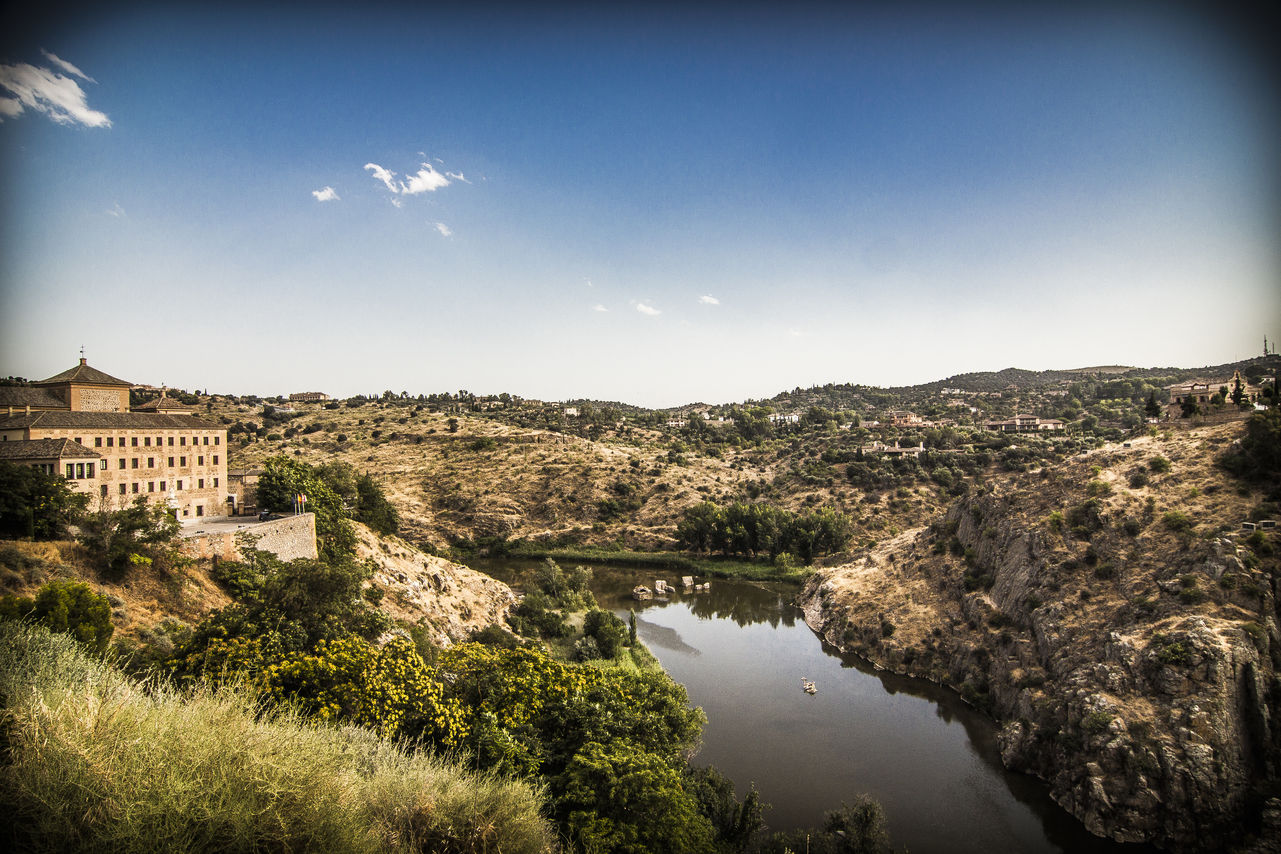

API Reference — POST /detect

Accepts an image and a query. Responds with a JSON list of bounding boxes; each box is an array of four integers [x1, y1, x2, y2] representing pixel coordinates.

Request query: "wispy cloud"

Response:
[[699, 294, 720, 305], [593, 304, 609, 313], [41, 50, 95, 83], [364, 160, 455, 196], [0, 57, 110, 127], [636, 302, 661, 317], [105, 203, 126, 218], [433, 222, 453, 237], [311, 186, 340, 202]]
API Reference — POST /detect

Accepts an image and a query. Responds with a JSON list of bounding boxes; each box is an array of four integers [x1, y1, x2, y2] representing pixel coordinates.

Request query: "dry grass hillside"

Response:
[[800, 417, 1281, 851], [212, 398, 949, 551]]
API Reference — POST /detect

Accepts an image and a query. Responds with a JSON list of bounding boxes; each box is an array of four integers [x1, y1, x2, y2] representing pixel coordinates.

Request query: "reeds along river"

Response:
[[476, 561, 1156, 854]]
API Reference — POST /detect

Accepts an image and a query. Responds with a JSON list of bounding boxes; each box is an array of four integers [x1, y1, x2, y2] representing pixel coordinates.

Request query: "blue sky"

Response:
[[2, 2, 1277, 408]]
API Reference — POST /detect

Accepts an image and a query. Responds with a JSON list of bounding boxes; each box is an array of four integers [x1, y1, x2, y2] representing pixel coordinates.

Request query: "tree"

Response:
[[0, 462, 89, 540], [1231, 376, 1245, 407], [1144, 391, 1162, 419], [76, 497, 181, 579], [257, 455, 354, 558], [583, 608, 627, 658], [354, 473, 399, 535]]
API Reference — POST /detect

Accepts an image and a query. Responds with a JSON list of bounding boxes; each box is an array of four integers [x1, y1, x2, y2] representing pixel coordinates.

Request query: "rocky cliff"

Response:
[[799, 422, 1281, 851]]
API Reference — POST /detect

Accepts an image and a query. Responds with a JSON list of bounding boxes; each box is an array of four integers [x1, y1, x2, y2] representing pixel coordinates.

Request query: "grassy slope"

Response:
[[0, 621, 554, 854]]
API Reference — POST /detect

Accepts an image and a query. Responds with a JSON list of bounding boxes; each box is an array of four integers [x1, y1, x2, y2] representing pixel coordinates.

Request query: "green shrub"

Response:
[[1148, 456, 1172, 474], [1082, 710, 1114, 735], [1087, 479, 1113, 497], [0, 579, 113, 654], [1162, 511, 1194, 534]]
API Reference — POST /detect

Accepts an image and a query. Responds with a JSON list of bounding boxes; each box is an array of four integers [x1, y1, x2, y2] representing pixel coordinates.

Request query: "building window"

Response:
[[145, 437, 152, 446], [181, 437, 186, 446], [177, 480, 183, 490], [156, 436, 162, 446], [168, 456, 175, 467], [132, 458, 139, 469], [86, 465, 94, 479], [160, 480, 166, 492], [198, 478, 204, 488], [213, 455, 219, 465], [148, 482, 155, 492], [94, 437, 102, 447], [198, 456, 204, 466], [75, 463, 84, 479], [74, 437, 82, 445], [214, 436, 220, 445], [119, 484, 127, 495], [66, 464, 75, 479], [196, 505, 204, 517], [118, 458, 126, 470], [131, 437, 139, 447], [100, 485, 108, 498], [107, 437, 114, 447], [100, 460, 107, 471], [180, 456, 187, 467], [203, 436, 209, 445], [132, 482, 140, 494], [213, 477, 219, 487], [168, 437, 174, 446], [148, 457, 154, 468]]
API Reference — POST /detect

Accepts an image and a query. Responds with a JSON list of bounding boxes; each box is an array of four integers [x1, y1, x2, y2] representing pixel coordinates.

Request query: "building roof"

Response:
[[0, 386, 67, 409], [36, 358, 132, 387], [0, 438, 99, 461], [0, 411, 221, 430]]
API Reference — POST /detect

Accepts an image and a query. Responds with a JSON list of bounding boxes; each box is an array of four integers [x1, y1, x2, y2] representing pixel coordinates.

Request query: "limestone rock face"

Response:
[[353, 522, 516, 646], [798, 429, 1280, 852]]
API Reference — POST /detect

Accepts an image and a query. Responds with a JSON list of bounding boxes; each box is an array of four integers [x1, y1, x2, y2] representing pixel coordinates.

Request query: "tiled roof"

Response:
[[37, 360, 132, 387], [0, 411, 221, 430], [133, 396, 197, 413], [0, 438, 99, 461], [0, 386, 67, 409]]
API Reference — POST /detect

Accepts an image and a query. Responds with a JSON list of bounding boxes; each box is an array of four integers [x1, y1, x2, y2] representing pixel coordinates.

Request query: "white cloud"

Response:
[[390, 198, 403, 209], [433, 222, 453, 237], [106, 202, 125, 217], [593, 304, 609, 313], [699, 294, 720, 305], [0, 60, 110, 127], [41, 50, 95, 83], [636, 302, 661, 317], [311, 186, 340, 202], [402, 163, 450, 194], [364, 163, 399, 192], [445, 171, 470, 183]]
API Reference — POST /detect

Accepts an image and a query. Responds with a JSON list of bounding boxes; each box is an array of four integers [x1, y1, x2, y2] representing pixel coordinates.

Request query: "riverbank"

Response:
[[455, 544, 813, 583]]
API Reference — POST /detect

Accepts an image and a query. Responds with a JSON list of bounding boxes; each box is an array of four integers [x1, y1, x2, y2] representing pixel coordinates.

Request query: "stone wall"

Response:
[[181, 513, 318, 563]]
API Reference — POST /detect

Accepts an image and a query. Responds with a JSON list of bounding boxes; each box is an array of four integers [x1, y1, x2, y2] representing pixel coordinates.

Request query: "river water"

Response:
[[474, 560, 1153, 854]]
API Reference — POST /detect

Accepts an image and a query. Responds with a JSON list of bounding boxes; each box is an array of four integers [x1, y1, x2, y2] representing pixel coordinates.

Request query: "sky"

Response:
[[2, 1, 1278, 408]]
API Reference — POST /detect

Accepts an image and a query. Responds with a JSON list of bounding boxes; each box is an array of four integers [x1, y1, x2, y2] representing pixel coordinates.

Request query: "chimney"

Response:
[[80, 357, 87, 366]]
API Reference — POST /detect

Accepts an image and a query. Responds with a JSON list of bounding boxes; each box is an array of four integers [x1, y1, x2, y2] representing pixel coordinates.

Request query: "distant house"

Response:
[[985, 414, 1065, 433], [866, 440, 925, 458], [885, 410, 921, 426], [666, 418, 688, 428], [563, 407, 580, 417], [1166, 371, 1262, 406], [767, 413, 800, 424], [289, 392, 329, 403]]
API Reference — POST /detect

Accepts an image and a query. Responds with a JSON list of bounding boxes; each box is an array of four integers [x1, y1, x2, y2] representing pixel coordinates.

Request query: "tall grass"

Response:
[[0, 621, 555, 853]]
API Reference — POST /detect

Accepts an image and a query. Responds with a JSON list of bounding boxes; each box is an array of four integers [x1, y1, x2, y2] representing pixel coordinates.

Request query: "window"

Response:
[[160, 480, 166, 492], [119, 484, 127, 495], [75, 463, 84, 478], [180, 437, 186, 446], [196, 505, 204, 517], [145, 437, 151, 446], [168, 437, 174, 446], [198, 478, 204, 489], [100, 460, 107, 471], [66, 464, 75, 479], [131, 437, 138, 447], [74, 437, 82, 445], [131, 482, 139, 494], [213, 455, 219, 465], [213, 477, 219, 487], [214, 436, 220, 445], [86, 465, 94, 479], [118, 458, 126, 470], [180, 456, 187, 467], [107, 437, 114, 447], [203, 436, 209, 445], [148, 482, 155, 493], [156, 436, 162, 446], [94, 437, 102, 447], [198, 456, 204, 466], [132, 458, 139, 469], [100, 485, 108, 498], [177, 480, 183, 490], [148, 457, 154, 468]]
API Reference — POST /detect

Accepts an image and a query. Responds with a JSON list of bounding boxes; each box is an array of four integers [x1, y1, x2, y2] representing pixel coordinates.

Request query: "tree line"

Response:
[[676, 501, 852, 564]]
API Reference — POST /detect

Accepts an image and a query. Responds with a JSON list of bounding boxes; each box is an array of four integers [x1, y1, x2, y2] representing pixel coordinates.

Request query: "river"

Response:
[[474, 559, 1154, 854]]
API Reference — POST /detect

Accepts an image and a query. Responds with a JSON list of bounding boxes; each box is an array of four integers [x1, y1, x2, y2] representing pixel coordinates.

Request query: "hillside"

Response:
[[798, 417, 1281, 851]]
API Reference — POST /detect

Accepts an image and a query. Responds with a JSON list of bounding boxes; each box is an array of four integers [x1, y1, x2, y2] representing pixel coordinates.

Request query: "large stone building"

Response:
[[0, 359, 228, 520]]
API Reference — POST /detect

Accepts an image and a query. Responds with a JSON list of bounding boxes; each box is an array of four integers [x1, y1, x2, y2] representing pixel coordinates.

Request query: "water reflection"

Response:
[[473, 558, 1155, 854]]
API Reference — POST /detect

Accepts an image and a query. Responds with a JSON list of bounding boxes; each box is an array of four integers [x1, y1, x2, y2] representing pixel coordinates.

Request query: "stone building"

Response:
[[0, 359, 228, 520]]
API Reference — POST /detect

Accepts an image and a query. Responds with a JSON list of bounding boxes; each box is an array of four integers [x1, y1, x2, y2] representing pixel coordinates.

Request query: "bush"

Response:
[[583, 608, 628, 658], [0, 579, 113, 654], [1128, 470, 1149, 489], [1148, 456, 1172, 474], [1162, 511, 1194, 534]]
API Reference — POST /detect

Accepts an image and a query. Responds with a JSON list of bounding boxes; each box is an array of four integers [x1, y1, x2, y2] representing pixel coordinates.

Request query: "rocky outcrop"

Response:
[[799, 428, 1281, 852], [353, 523, 516, 646]]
